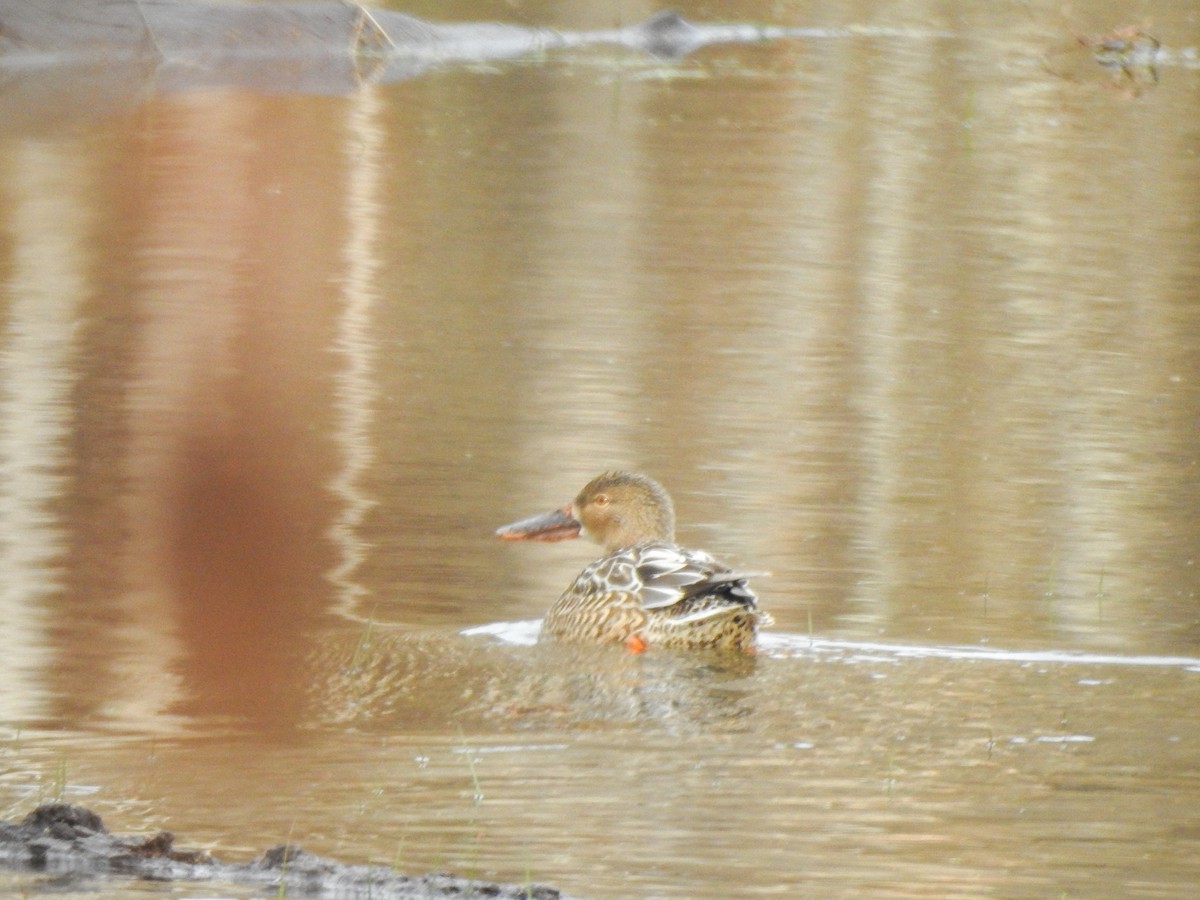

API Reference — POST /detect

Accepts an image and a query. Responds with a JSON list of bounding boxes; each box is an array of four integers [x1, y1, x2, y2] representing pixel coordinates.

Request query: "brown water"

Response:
[[2, 0, 1199, 896]]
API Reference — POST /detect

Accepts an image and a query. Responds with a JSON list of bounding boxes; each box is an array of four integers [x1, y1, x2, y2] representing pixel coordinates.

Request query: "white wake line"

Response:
[[461, 619, 542, 645], [763, 634, 1200, 669], [463, 620, 1200, 671]]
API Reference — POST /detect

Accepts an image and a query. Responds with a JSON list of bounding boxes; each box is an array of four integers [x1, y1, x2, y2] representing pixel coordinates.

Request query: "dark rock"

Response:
[[0, 803, 576, 898], [21, 802, 105, 838]]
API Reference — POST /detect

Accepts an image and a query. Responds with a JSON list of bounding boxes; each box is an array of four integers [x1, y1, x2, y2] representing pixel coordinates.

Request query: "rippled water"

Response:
[[2, 0, 1199, 896]]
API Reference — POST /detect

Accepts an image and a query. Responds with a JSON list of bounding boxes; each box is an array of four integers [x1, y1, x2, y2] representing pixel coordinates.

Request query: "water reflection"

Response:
[[319, 627, 761, 733], [0, 1, 1198, 897], [0, 144, 81, 724], [116, 94, 352, 728], [327, 87, 387, 623], [0, 90, 367, 730]]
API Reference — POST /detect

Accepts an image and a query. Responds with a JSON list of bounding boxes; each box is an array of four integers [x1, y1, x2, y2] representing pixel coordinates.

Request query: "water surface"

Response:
[[1, 0, 1199, 896]]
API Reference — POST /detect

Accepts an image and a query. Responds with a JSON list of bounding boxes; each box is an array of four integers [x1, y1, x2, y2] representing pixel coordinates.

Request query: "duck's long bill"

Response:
[[495, 505, 582, 542]]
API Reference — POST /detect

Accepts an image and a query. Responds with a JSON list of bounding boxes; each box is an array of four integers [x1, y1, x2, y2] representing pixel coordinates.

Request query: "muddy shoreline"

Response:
[[0, 802, 575, 898]]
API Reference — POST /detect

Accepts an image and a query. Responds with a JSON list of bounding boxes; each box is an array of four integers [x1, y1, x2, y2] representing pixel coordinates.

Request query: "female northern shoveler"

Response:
[[496, 471, 770, 652]]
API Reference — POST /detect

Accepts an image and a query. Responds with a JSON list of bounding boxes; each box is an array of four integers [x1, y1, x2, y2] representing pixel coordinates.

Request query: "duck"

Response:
[[496, 471, 770, 652]]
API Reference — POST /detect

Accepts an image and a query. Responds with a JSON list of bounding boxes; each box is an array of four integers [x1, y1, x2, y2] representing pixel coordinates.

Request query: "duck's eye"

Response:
[[592, 494, 610, 507]]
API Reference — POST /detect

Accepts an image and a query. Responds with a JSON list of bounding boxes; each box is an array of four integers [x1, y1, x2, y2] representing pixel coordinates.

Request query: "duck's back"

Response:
[[541, 540, 766, 651]]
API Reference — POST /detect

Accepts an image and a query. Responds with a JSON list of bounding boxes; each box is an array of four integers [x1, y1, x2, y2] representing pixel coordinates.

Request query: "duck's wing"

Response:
[[631, 542, 764, 612]]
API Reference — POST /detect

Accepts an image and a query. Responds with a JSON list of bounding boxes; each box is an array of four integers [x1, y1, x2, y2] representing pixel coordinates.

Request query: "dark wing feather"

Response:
[[633, 541, 762, 611]]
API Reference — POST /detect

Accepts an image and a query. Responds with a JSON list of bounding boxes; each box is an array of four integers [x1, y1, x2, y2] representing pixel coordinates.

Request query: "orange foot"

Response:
[[625, 634, 648, 653]]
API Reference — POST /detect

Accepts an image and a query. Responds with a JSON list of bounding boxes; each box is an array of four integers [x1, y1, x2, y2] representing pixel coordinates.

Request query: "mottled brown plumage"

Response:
[[497, 472, 770, 652]]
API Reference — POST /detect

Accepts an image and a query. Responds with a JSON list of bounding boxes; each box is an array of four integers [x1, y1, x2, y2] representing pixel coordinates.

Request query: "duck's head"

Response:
[[496, 471, 676, 552]]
